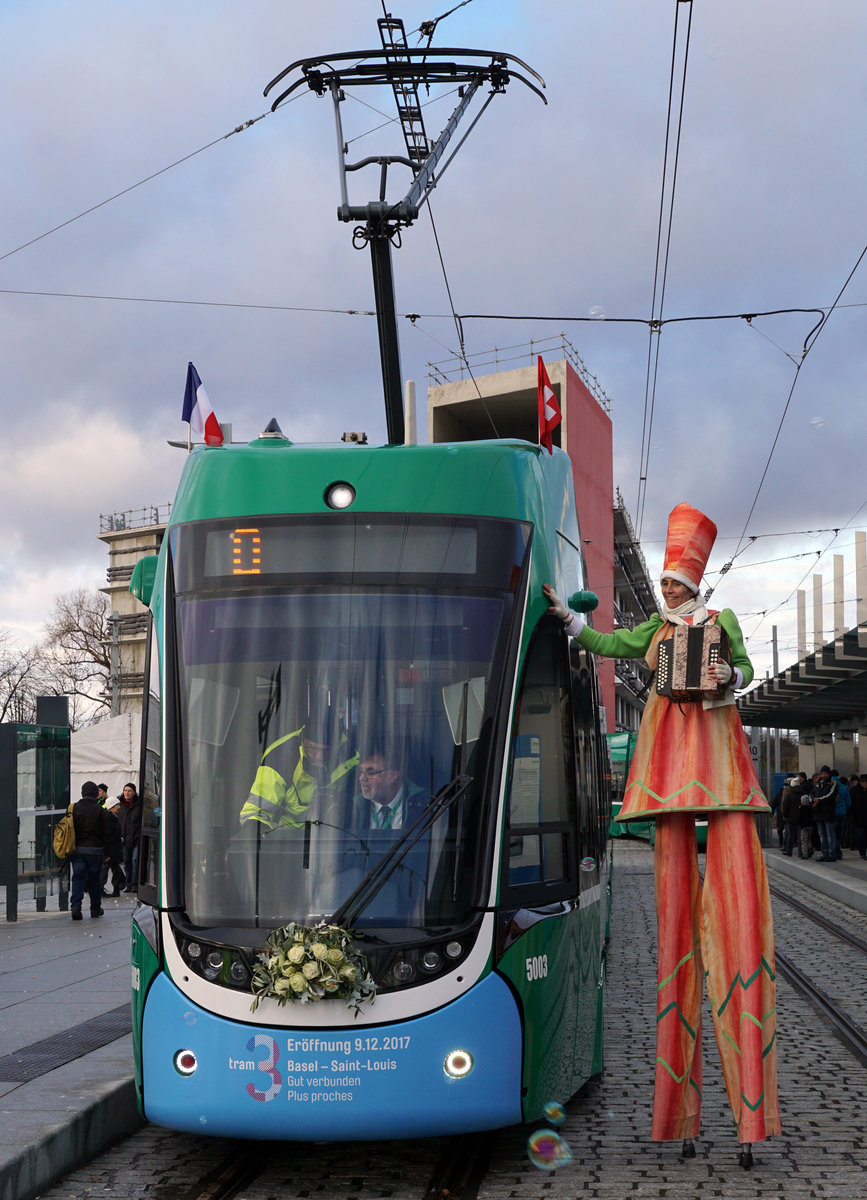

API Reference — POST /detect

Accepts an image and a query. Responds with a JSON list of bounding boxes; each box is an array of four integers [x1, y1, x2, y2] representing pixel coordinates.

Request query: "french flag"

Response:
[[182, 362, 224, 446]]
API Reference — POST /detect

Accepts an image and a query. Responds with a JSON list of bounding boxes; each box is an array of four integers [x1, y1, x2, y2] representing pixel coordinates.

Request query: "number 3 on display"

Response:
[[525, 954, 548, 981]]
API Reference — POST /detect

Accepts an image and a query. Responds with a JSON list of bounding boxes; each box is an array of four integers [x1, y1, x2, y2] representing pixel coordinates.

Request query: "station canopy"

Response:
[[737, 625, 867, 732]]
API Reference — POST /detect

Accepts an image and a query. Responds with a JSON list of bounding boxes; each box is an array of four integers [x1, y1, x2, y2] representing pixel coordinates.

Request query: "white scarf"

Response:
[[661, 593, 709, 627]]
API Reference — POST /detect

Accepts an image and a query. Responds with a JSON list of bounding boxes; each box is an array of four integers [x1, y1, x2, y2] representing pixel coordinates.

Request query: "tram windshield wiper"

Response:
[[329, 773, 473, 929]]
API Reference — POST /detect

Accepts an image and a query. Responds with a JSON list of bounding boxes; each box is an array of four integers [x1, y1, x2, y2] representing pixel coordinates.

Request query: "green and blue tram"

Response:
[[130, 426, 610, 1139]]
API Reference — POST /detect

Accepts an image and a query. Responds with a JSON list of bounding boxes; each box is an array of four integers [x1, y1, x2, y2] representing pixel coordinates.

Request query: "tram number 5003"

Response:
[[525, 954, 549, 982]]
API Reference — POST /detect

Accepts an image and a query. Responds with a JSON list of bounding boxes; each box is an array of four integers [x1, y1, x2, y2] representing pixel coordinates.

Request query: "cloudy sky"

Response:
[[1, 0, 865, 684]]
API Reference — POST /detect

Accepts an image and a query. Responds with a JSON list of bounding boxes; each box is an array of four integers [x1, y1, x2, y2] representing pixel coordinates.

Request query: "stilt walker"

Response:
[[544, 502, 780, 1166]]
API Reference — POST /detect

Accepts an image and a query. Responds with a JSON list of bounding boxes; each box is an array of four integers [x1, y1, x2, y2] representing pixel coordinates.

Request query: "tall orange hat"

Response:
[[661, 502, 717, 593]]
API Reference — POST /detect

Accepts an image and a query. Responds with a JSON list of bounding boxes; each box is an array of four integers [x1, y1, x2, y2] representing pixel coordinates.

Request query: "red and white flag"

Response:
[[182, 362, 224, 446], [537, 356, 561, 454]]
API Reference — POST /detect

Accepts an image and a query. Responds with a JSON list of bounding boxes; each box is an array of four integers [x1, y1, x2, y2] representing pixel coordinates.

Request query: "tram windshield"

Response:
[[169, 514, 530, 935]]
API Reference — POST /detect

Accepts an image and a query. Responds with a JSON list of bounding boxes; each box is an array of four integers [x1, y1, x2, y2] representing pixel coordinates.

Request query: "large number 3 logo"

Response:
[[245, 1033, 282, 1102]]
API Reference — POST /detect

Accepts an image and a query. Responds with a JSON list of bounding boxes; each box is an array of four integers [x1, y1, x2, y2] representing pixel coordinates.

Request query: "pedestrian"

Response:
[[832, 770, 850, 859], [771, 779, 787, 849], [848, 777, 860, 848], [116, 782, 142, 893], [545, 500, 779, 1166], [796, 772, 814, 859], [97, 782, 110, 807], [100, 801, 126, 896], [780, 777, 803, 856], [70, 781, 113, 920], [811, 766, 838, 861], [850, 775, 867, 859]]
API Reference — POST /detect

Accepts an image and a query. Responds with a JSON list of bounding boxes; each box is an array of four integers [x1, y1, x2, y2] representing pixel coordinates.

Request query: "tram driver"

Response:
[[352, 739, 426, 832], [239, 700, 358, 833]]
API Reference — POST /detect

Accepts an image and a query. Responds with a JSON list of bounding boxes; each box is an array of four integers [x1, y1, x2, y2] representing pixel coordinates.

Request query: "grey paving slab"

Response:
[[766, 844, 867, 913], [0, 903, 140, 1200]]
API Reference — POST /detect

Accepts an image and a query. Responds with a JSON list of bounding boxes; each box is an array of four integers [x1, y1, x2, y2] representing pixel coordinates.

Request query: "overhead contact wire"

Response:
[[637, 0, 693, 536]]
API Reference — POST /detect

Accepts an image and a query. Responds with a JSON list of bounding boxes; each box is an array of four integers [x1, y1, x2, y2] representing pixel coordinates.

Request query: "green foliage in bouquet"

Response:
[[250, 921, 376, 1016]]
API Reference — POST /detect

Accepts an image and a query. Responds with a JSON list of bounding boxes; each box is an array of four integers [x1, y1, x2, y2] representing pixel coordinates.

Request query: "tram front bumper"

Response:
[[141, 970, 523, 1139]]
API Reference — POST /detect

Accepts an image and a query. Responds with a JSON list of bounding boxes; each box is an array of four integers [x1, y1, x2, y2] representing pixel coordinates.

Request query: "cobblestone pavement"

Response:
[[479, 840, 867, 1200], [35, 840, 867, 1199]]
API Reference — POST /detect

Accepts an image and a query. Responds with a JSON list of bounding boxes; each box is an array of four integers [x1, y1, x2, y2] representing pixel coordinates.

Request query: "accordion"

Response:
[[656, 623, 731, 702]]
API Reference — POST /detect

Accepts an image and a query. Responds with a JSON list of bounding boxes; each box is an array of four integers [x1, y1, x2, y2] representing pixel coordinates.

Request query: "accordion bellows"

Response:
[[656, 623, 730, 702]]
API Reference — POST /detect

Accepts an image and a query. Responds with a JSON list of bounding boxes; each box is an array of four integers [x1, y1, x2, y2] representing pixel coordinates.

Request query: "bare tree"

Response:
[[41, 588, 111, 727], [0, 632, 47, 724]]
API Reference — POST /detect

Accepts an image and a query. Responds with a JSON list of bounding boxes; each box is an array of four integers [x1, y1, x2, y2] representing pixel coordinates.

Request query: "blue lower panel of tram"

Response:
[[142, 970, 523, 1139]]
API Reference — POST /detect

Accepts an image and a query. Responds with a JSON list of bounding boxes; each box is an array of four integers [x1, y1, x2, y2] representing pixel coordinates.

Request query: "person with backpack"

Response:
[[70, 781, 113, 920]]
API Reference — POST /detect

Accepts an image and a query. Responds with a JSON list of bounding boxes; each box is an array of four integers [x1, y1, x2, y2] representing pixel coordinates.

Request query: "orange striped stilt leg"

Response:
[[701, 812, 780, 1142], [652, 814, 702, 1141]]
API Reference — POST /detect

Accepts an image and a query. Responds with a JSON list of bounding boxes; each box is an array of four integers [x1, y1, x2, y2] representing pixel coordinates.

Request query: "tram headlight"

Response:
[[176, 931, 255, 991], [419, 950, 442, 974], [374, 935, 472, 991], [174, 1049, 198, 1076], [443, 1049, 473, 1079], [229, 958, 250, 986], [391, 957, 416, 985], [325, 481, 356, 510], [203, 951, 224, 981]]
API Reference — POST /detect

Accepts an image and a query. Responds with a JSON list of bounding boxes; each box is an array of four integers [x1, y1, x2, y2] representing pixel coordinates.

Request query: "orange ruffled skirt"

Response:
[[617, 687, 768, 821]]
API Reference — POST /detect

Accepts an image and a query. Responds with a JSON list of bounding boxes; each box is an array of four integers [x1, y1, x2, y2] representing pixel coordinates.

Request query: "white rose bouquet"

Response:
[[250, 921, 376, 1016]]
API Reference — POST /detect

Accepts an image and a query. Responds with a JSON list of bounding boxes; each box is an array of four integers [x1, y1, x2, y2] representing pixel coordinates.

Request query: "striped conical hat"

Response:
[[661, 502, 717, 593]]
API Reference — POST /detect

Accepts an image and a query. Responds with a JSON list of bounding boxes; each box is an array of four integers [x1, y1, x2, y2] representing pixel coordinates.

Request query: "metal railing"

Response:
[[427, 333, 612, 412], [99, 504, 172, 534]]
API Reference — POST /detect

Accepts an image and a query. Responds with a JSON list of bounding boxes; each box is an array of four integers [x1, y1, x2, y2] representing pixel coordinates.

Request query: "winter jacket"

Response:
[[72, 797, 113, 852], [811, 776, 838, 822], [116, 793, 143, 849]]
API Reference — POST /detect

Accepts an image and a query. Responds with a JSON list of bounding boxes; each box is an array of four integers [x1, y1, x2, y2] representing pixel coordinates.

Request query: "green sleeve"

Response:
[[717, 609, 754, 688], [576, 614, 663, 660]]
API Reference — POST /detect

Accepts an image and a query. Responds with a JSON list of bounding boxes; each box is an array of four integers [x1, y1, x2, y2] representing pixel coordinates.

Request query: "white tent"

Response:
[[70, 712, 141, 802]]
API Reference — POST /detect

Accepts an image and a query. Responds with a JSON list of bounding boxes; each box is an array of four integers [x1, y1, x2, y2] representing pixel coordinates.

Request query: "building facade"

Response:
[[98, 505, 170, 716]]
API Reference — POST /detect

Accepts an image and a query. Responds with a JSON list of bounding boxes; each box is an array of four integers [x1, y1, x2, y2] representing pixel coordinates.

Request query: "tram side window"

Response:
[[505, 623, 577, 899], [137, 616, 161, 904], [570, 641, 606, 868]]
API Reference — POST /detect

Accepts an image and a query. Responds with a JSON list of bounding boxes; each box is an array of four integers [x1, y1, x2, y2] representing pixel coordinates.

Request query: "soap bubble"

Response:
[[810, 416, 825, 429], [183, 1011, 197, 1025], [588, 305, 606, 320], [527, 1129, 573, 1170], [543, 1100, 566, 1125], [580, 856, 596, 872]]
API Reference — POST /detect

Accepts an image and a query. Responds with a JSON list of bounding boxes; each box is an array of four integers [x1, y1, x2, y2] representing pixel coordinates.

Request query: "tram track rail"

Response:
[[175, 1131, 500, 1200], [769, 875, 867, 1069], [768, 880, 867, 955], [774, 948, 867, 1068]]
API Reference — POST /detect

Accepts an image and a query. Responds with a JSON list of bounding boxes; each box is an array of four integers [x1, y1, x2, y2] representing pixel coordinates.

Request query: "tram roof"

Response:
[[169, 438, 577, 530]]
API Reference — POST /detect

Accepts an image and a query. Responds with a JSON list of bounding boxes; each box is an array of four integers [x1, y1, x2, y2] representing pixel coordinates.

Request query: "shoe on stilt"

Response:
[[681, 1138, 696, 1159], [738, 1144, 753, 1169]]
